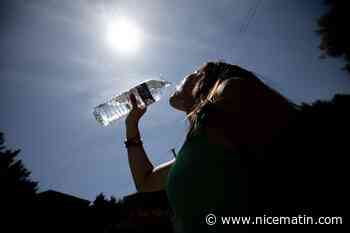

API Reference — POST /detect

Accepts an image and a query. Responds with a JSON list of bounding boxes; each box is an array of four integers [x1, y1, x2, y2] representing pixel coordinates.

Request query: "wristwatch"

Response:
[[124, 136, 143, 148]]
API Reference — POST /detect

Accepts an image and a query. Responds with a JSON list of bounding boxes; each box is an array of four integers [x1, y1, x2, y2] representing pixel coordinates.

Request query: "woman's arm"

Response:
[[125, 93, 175, 193], [126, 121, 175, 192], [141, 158, 175, 192], [126, 121, 154, 192]]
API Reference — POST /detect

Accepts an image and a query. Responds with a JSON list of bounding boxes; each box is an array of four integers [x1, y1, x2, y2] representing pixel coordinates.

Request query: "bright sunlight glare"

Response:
[[106, 17, 143, 54]]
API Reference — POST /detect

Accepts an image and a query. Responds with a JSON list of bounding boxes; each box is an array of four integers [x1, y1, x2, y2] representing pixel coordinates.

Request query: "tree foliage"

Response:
[[251, 94, 349, 216], [0, 132, 38, 206], [317, 0, 350, 74], [0, 132, 39, 231]]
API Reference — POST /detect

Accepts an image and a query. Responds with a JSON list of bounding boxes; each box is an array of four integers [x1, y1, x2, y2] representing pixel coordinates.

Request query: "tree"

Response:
[[92, 193, 110, 208], [251, 94, 349, 216], [0, 132, 39, 232], [317, 0, 350, 74], [90, 193, 124, 232], [0, 132, 38, 207]]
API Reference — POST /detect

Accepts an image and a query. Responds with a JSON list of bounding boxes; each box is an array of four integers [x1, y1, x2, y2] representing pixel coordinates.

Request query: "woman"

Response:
[[124, 61, 301, 232]]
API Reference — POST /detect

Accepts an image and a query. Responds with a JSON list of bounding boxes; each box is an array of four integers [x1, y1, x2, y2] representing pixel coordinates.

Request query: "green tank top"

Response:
[[165, 103, 249, 233]]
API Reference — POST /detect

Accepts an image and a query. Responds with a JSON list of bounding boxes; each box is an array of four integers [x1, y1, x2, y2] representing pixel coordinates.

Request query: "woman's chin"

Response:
[[169, 95, 178, 109], [169, 95, 184, 112]]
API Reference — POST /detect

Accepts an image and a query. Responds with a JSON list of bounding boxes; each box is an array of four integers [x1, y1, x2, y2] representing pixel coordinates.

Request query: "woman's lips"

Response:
[[172, 89, 182, 97], [169, 89, 182, 102]]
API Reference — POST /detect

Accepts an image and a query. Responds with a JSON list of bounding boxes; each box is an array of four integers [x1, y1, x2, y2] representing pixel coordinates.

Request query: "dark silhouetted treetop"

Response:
[[317, 0, 350, 74], [0, 132, 38, 204], [250, 94, 349, 216]]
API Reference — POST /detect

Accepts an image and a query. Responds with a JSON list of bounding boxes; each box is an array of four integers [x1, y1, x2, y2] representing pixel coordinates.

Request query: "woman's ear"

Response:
[[213, 77, 257, 113]]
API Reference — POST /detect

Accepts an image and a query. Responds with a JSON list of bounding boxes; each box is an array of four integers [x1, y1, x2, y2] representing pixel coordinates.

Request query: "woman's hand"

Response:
[[125, 93, 147, 126]]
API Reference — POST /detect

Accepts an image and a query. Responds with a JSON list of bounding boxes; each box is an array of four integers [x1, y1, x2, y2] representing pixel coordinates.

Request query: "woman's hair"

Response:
[[184, 61, 302, 151]]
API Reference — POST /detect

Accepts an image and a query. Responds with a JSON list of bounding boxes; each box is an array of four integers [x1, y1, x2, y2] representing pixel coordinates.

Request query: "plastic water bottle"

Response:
[[93, 79, 172, 126]]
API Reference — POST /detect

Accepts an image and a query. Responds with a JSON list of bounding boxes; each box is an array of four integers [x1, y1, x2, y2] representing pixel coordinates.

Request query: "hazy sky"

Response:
[[1, 0, 350, 201]]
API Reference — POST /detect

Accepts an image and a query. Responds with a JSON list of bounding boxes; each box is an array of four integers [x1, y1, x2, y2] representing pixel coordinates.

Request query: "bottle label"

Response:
[[136, 83, 156, 105]]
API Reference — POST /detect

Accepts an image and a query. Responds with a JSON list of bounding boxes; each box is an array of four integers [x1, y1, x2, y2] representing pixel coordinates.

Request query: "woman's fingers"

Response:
[[129, 93, 147, 111], [126, 93, 147, 124], [129, 93, 138, 109]]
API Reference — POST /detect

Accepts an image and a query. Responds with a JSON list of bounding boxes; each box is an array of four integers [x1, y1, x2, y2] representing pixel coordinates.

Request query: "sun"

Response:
[[106, 17, 143, 54]]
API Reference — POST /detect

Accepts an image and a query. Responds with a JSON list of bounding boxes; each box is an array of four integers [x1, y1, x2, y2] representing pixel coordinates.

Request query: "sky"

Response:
[[1, 0, 350, 201]]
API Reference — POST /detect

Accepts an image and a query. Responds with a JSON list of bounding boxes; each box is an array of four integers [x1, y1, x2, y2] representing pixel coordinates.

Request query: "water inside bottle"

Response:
[[93, 79, 172, 126]]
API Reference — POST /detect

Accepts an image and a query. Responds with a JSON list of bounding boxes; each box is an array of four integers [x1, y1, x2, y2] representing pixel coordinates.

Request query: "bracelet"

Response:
[[124, 136, 143, 148]]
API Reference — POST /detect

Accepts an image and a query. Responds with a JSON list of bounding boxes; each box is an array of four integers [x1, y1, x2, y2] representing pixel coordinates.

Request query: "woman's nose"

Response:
[[175, 84, 182, 92], [175, 78, 186, 91]]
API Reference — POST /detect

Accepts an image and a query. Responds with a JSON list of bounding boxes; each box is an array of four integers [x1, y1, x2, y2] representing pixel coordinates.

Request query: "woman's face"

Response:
[[169, 67, 205, 113]]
